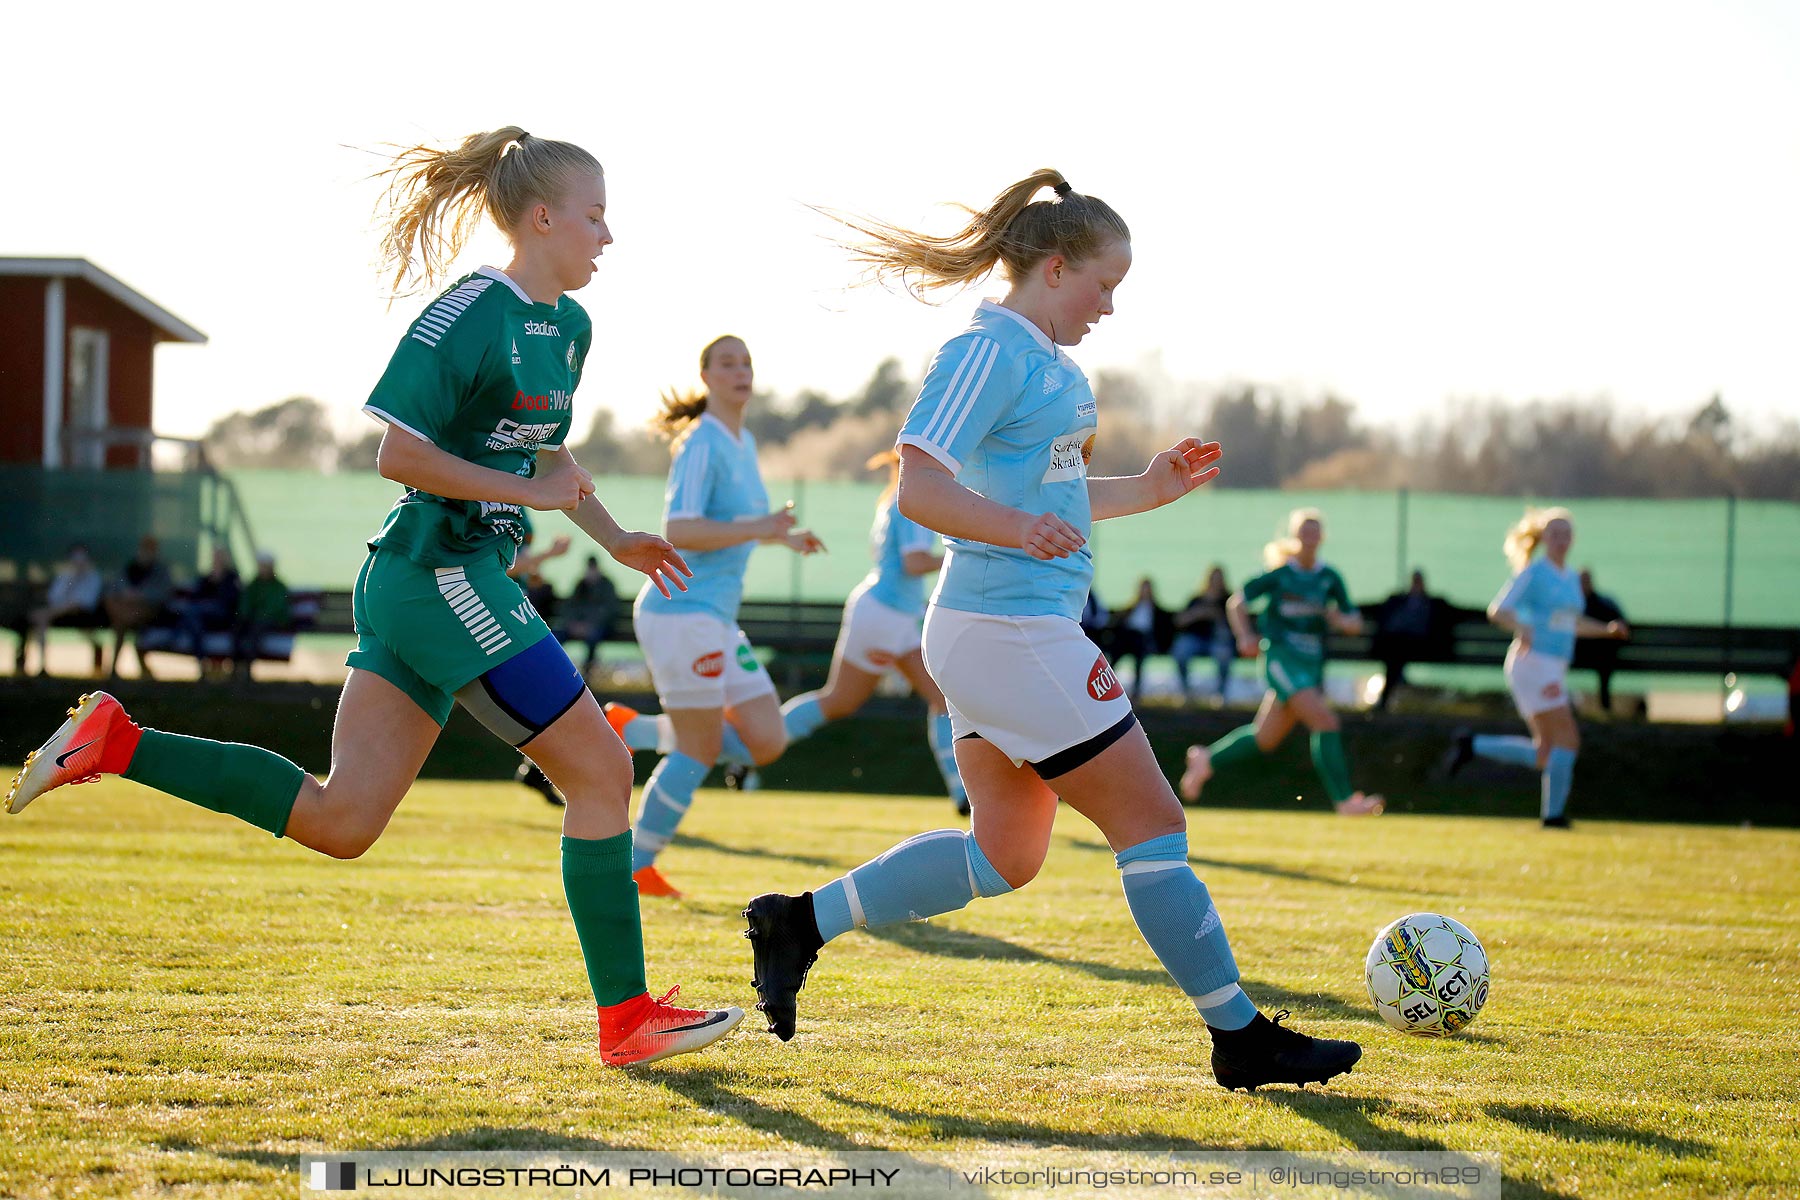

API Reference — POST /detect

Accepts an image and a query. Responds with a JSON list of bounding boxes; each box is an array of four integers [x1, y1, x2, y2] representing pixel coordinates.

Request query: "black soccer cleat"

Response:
[[723, 763, 760, 791], [1541, 814, 1573, 829], [1439, 728, 1475, 779], [1209, 1010, 1362, 1092], [742, 892, 823, 1041], [515, 760, 566, 807]]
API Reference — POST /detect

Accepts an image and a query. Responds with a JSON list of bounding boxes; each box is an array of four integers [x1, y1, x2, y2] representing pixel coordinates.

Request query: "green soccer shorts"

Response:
[[347, 548, 555, 724], [1262, 644, 1325, 703]]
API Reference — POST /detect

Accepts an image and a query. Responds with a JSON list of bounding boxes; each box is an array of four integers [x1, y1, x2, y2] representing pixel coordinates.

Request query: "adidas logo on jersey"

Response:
[[523, 320, 562, 337], [1042, 371, 1059, 394]]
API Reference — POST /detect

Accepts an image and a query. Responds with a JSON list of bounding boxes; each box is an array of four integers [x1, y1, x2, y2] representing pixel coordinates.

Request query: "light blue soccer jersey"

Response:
[[897, 301, 1097, 622], [862, 496, 938, 616], [1490, 558, 1584, 663], [638, 412, 770, 623]]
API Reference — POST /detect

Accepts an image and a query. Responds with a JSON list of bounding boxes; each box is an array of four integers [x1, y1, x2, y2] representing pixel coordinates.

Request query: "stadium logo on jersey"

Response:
[[486, 419, 562, 451], [692, 651, 725, 678], [1043, 425, 1098, 483], [1086, 654, 1123, 702], [511, 339, 521, 365], [523, 320, 562, 337]]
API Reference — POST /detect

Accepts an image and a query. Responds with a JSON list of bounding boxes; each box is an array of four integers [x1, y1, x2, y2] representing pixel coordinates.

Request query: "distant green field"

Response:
[[228, 471, 1797, 627], [1, 780, 1796, 1198]]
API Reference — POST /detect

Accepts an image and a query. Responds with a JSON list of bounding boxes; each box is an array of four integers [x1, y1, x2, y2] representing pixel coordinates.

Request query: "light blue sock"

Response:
[[1473, 734, 1538, 769], [619, 714, 661, 752], [811, 829, 1013, 944], [630, 752, 709, 871], [927, 712, 966, 803], [1543, 747, 1576, 820], [717, 724, 756, 770], [782, 695, 827, 743], [1117, 832, 1257, 1031]]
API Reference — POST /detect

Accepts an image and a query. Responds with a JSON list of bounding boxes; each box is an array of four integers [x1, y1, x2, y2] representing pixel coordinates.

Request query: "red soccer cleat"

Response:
[[7, 692, 143, 815], [597, 986, 743, 1066]]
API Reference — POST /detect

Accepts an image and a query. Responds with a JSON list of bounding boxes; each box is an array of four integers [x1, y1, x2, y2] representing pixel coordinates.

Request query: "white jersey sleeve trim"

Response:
[[362, 404, 434, 446], [896, 434, 960, 476]]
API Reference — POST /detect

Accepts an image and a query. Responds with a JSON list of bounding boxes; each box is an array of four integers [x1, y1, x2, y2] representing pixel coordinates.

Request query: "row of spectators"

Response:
[[9, 536, 292, 679]]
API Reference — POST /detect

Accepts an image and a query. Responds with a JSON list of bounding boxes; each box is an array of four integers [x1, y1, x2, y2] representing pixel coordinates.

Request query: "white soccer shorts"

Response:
[[634, 608, 776, 710], [922, 606, 1133, 769], [1505, 644, 1572, 718], [836, 581, 924, 673]]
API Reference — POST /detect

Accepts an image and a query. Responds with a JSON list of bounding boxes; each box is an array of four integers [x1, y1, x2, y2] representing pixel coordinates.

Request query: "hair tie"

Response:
[[1053, 181, 1072, 198]]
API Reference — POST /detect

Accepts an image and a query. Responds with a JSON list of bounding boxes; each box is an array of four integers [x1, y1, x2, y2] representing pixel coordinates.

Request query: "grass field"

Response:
[[2, 780, 1797, 1198]]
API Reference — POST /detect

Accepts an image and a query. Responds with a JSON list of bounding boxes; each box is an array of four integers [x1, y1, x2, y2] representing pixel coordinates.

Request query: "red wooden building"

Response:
[[0, 258, 206, 469]]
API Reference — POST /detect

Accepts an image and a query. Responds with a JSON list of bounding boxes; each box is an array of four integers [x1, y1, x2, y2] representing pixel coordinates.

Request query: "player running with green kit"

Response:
[[1180, 508, 1385, 815], [7, 126, 744, 1067]]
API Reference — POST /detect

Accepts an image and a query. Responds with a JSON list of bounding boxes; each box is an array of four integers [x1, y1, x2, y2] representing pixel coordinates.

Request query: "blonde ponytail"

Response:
[[1263, 507, 1324, 570], [824, 169, 1131, 299], [374, 127, 601, 295], [1503, 506, 1574, 573], [867, 448, 901, 504]]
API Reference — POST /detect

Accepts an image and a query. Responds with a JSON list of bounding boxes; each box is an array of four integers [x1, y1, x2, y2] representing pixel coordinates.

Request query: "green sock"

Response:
[[1310, 730, 1355, 806], [562, 832, 648, 1008], [123, 729, 304, 837], [1206, 725, 1265, 777]]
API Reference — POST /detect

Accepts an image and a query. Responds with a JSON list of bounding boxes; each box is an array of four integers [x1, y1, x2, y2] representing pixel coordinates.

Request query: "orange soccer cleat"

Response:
[[7, 692, 142, 815], [602, 701, 638, 744], [597, 986, 743, 1066], [632, 864, 683, 899]]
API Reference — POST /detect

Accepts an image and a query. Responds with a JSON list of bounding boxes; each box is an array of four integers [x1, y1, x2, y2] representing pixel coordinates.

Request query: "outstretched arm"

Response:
[[376, 425, 592, 510], [1088, 440, 1222, 521]]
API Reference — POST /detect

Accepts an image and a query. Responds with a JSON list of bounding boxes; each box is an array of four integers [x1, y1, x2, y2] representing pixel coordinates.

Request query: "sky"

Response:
[[5, 1, 1797, 446]]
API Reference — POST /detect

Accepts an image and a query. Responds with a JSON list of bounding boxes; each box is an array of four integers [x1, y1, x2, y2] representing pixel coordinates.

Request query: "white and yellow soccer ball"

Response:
[[1365, 913, 1490, 1036]]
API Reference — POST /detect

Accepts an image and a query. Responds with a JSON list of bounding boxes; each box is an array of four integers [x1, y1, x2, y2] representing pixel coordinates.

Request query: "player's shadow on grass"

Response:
[[1255, 1092, 1581, 1200], [165, 1128, 627, 1170], [1484, 1103, 1713, 1159], [821, 1093, 1287, 1153], [866, 922, 1374, 1024], [671, 832, 843, 870]]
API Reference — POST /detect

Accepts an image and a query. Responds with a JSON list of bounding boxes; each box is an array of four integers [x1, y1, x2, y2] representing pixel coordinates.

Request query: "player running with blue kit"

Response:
[[742, 169, 1363, 1091], [1443, 507, 1628, 827], [6, 127, 743, 1066], [775, 450, 968, 814], [603, 336, 823, 898]]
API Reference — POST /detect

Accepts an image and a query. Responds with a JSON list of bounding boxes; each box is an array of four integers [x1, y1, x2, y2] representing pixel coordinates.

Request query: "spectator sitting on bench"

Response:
[[558, 554, 619, 676], [233, 551, 293, 679], [106, 535, 176, 679], [177, 546, 241, 669], [15, 543, 106, 676]]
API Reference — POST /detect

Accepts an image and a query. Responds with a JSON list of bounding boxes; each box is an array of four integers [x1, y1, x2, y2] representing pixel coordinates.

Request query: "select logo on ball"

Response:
[[692, 652, 725, 678]]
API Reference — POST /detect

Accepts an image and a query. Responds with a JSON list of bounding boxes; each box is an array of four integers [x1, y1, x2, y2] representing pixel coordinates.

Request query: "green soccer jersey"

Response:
[[1241, 559, 1355, 662], [362, 267, 592, 567]]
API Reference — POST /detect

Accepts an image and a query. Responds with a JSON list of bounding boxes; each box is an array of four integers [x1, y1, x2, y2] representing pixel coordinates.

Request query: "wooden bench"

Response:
[[208, 589, 1800, 684]]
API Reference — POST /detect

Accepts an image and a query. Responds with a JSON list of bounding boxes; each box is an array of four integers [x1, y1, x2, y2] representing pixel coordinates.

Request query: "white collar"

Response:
[[978, 299, 1057, 353], [701, 410, 745, 445], [476, 265, 538, 307]]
